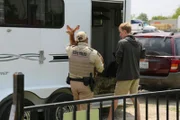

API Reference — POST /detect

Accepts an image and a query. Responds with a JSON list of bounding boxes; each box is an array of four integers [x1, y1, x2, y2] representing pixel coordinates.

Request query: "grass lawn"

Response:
[[94, 75, 116, 95]]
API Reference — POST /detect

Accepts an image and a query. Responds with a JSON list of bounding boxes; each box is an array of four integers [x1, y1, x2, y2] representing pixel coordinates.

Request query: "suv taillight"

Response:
[[170, 59, 180, 72]]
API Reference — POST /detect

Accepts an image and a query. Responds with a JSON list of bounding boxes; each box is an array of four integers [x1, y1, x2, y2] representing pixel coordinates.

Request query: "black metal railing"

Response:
[[9, 72, 180, 120], [23, 90, 180, 120]]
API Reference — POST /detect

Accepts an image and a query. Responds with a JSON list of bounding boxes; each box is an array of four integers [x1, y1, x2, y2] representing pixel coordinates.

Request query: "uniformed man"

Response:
[[66, 31, 104, 110]]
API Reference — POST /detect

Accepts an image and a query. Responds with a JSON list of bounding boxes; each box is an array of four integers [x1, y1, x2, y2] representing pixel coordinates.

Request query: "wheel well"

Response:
[[0, 91, 42, 107], [0, 98, 38, 120], [0, 87, 72, 107], [46, 88, 72, 103], [45, 92, 74, 120], [0, 88, 73, 120]]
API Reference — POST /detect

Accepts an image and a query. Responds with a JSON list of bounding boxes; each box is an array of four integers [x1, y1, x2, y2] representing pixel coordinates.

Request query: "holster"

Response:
[[89, 77, 95, 92], [80, 75, 95, 92], [83, 77, 90, 86], [83, 73, 95, 92], [67, 73, 95, 92], [66, 74, 70, 85]]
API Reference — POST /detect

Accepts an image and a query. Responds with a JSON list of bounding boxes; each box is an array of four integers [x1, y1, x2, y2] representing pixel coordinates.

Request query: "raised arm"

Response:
[[93, 51, 104, 77], [66, 25, 80, 45]]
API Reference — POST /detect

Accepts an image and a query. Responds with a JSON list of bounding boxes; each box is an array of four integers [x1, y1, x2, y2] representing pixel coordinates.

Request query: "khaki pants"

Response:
[[114, 79, 139, 96], [70, 81, 93, 110]]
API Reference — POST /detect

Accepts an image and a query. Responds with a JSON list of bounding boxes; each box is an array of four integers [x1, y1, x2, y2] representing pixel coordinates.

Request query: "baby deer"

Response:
[[66, 25, 80, 45]]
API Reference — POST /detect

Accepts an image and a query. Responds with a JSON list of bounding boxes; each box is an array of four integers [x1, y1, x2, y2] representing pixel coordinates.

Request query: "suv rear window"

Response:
[[175, 38, 180, 55], [135, 37, 172, 56]]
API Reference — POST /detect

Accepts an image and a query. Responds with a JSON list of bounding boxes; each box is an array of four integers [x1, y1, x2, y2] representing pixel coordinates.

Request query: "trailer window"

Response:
[[0, 0, 64, 28]]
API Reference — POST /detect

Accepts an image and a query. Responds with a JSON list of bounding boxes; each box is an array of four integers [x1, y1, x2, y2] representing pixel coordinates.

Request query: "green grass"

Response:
[[169, 107, 180, 112], [94, 76, 116, 95]]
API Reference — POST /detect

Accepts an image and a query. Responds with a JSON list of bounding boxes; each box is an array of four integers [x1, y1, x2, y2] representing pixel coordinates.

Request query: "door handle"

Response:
[[39, 50, 45, 64]]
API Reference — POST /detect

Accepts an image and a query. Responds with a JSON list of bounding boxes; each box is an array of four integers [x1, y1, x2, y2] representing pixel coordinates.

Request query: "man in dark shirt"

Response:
[[108, 22, 145, 120]]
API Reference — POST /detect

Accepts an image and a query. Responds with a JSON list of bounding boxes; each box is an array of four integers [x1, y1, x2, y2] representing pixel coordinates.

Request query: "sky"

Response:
[[131, 0, 180, 19]]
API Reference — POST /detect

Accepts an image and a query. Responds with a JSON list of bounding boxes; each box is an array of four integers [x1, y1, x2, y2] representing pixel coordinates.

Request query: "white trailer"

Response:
[[0, 0, 131, 119]]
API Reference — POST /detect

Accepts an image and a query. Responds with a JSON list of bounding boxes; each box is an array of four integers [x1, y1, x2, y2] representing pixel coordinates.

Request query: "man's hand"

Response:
[[66, 25, 80, 45]]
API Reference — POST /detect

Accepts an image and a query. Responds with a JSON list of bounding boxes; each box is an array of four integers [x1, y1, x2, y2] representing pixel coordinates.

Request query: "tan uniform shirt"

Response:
[[66, 42, 104, 78]]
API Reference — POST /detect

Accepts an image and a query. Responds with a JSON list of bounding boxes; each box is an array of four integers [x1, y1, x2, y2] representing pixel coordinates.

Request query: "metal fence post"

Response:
[[9, 72, 24, 120]]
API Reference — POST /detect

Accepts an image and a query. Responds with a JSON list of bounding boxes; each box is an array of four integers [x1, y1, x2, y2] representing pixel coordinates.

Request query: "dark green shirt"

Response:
[[115, 35, 146, 81]]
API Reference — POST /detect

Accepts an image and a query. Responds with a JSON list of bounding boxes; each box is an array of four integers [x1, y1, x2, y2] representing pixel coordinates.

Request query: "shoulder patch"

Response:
[[88, 47, 94, 51], [97, 52, 101, 57]]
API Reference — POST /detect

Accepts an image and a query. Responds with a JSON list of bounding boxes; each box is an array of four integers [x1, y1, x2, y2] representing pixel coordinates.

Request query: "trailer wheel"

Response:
[[0, 99, 38, 120], [45, 93, 74, 120]]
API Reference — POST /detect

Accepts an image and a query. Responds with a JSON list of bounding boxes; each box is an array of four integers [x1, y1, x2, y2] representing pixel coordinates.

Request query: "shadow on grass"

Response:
[[94, 76, 116, 95]]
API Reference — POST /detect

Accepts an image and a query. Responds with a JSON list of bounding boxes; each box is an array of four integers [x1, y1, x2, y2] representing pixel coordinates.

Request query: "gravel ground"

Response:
[[93, 76, 180, 120], [101, 92, 180, 120]]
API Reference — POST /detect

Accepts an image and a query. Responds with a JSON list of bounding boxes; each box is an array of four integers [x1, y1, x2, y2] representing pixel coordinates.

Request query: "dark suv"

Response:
[[134, 32, 180, 90]]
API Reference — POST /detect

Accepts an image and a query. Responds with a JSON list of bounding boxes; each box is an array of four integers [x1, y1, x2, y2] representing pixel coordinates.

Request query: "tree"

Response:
[[172, 7, 180, 19], [136, 13, 148, 22], [131, 14, 136, 20], [151, 15, 169, 20]]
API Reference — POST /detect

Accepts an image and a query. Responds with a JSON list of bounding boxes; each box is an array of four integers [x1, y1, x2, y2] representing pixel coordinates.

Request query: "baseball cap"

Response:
[[75, 31, 87, 42]]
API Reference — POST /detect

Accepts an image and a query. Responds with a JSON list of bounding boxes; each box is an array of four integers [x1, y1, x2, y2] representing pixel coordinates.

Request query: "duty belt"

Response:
[[66, 74, 95, 92]]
